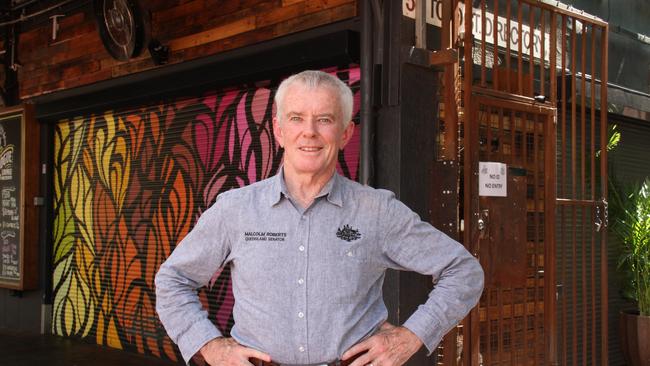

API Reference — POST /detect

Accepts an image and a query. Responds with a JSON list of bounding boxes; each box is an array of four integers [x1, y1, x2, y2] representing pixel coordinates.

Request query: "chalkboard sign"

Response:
[[0, 112, 22, 283], [0, 105, 38, 290]]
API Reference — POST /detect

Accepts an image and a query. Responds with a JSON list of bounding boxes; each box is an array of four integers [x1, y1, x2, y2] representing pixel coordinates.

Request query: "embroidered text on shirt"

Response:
[[336, 225, 361, 242], [244, 232, 287, 242]]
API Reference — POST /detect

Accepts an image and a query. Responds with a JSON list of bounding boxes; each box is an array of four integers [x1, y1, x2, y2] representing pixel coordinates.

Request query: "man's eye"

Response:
[[289, 116, 302, 122], [318, 118, 332, 124]]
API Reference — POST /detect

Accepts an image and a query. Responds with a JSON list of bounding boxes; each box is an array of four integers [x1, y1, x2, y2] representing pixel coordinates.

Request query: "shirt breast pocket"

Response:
[[325, 241, 381, 304]]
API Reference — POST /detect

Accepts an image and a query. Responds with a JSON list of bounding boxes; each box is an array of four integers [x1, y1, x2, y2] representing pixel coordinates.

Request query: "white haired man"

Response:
[[155, 70, 484, 366]]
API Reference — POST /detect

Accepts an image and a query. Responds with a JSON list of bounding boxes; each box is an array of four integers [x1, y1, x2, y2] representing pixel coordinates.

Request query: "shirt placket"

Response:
[[295, 209, 310, 362]]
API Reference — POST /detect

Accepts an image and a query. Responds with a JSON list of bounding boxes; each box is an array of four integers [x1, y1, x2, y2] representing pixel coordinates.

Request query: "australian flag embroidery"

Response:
[[336, 224, 362, 242]]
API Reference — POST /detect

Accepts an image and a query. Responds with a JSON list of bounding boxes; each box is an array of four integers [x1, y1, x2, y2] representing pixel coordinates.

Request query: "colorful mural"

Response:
[[52, 67, 361, 362]]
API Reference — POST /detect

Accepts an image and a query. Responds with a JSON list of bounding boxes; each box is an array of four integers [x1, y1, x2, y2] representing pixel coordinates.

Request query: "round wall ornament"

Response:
[[93, 0, 144, 61]]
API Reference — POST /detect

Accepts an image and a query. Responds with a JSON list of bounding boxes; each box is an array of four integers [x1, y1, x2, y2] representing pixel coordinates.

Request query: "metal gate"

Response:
[[466, 94, 556, 365], [463, 90, 609, 366], [403, 0, 609, 363], [454, 1, 609, 365]]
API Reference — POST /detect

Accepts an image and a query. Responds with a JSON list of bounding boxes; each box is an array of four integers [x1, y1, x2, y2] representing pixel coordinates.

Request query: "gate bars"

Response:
[[469, 96, 556, 366], [416, 0, 609, 364]]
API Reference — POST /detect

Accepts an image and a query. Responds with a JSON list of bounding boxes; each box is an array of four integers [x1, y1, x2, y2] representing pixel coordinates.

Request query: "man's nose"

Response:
[[301, 119, 317, 137]]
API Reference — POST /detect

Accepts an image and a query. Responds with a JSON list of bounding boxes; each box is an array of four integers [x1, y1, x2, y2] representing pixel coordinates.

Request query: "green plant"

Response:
[[610, 178, 650, 316], [597, 124, 620, 158]]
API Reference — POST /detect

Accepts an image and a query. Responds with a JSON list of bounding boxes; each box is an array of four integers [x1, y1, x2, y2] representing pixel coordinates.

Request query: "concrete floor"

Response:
[[0, 330, 181, 366]]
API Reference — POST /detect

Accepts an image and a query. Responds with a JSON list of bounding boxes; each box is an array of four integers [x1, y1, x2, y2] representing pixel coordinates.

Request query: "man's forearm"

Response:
[[403, 254, 484, 353], [155, 265, 223, 364]]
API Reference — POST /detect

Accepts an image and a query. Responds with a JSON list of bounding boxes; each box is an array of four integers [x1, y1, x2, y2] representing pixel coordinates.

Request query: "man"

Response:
[[155, 70, 484, 366]]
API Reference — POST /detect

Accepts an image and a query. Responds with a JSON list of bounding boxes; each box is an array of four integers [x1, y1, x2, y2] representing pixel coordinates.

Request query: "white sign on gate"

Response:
[[479, 162, 507, 197]]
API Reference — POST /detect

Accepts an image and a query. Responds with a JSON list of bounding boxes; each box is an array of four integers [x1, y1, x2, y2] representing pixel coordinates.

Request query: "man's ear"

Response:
[[273, 117, 284, 148], [339, 121, 355, 149]]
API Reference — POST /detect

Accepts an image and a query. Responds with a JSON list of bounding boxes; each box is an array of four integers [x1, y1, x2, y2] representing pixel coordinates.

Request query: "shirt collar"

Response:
[[269, 168, 343, 208], [269, 168, 287, 207]]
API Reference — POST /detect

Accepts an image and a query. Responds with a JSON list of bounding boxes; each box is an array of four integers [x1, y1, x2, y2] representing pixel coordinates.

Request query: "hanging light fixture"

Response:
[[93, 0, 144, 61]]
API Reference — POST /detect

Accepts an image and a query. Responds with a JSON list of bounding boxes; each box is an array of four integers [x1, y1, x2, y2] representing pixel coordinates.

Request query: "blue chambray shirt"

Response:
[[155, 170, 484, 365]]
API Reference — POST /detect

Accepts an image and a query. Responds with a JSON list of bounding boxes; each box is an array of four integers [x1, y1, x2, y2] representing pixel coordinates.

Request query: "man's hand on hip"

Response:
[[342, 322, 423, 366], [199, 337, 271, 366]]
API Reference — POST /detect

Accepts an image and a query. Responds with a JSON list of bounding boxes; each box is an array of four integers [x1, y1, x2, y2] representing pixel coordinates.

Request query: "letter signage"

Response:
[[479, 162, 507, 197]]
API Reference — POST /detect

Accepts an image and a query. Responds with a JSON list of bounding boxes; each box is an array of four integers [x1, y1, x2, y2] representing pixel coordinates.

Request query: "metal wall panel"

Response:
[[51, 66, 362, 363], [606, 117, 650, 366]]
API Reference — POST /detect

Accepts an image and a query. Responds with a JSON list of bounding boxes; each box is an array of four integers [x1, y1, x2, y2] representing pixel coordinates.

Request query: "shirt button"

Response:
[[298, 278, 304, 285], [347, 251, 353, 257], [298, 312, 304, 318], [299, 346, 305, 352], [298, 245, 305, 252]]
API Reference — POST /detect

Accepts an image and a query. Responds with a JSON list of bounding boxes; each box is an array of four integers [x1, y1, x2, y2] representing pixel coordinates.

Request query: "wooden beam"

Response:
[[169, 17, 256, 51], [429, 48, 458, 66], [406, 47, 458, 67]]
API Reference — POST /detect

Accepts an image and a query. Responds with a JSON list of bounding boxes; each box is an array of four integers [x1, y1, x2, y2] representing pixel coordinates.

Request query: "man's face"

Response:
[[273, 83, 354, 178]]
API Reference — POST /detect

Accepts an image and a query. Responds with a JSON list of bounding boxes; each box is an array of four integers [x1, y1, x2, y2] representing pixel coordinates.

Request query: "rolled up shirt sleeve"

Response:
[[155, 195, 232, 364], [380, 193, 484, 353]]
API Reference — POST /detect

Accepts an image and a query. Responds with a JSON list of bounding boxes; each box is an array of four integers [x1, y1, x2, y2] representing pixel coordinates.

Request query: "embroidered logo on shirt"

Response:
[[336, 225, 361, 242], [244, 232, 286, 242]]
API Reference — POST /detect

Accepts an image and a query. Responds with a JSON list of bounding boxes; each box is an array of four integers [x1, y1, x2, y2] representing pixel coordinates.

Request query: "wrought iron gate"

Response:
[[455, 1, 609, 365], [466, 95, 556, 365], [403, 0, 609, 364]]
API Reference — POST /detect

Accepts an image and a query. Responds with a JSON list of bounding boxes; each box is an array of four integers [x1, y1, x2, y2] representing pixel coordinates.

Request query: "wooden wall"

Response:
[[16, 0, 357, 99]]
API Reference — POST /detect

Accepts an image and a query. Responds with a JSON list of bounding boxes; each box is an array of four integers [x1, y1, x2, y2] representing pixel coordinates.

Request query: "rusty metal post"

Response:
[[441, 0, 458, 161], [462, 0, 477, 364], [599, 23, 609, 366], [545, 110, 558, 366]]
